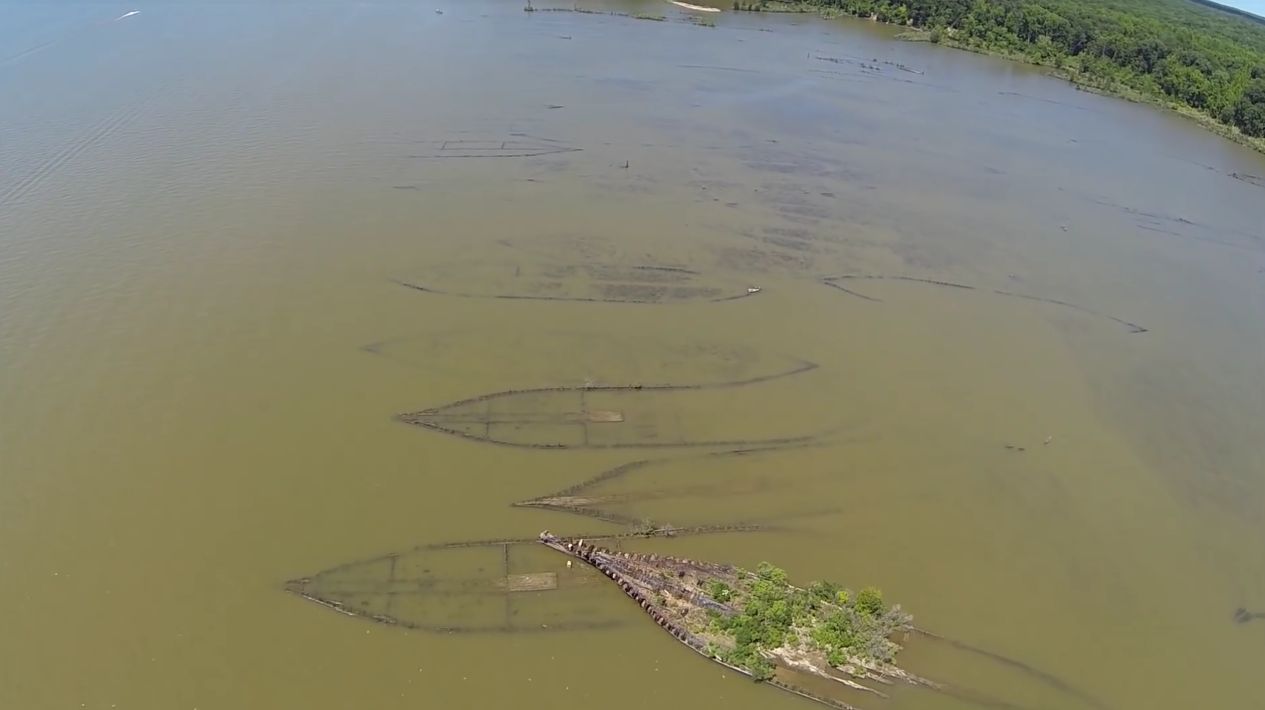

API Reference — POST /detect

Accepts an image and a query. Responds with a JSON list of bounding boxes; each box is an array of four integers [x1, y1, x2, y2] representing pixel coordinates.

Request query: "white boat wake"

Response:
[[114, 10, 140, 21], [669, 1, 721, 12]]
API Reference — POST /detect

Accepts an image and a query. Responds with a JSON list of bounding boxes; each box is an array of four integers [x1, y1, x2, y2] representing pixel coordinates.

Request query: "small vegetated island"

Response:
[[700, 568, 913, 686], [742, 0, 1265, 151], [540, 533, 933, 707]]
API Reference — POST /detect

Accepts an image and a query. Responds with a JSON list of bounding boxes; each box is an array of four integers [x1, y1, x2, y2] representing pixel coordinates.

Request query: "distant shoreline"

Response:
[[748, 0, 1265, 156], [895, 27, 1265, 156]]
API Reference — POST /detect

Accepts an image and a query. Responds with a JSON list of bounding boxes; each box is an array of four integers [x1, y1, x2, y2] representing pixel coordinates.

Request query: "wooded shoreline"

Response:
[[739, 0, 1265, 154]]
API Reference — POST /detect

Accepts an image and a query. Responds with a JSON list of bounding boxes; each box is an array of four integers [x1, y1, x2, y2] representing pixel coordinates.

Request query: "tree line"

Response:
[[760, 0, 1265, 139]]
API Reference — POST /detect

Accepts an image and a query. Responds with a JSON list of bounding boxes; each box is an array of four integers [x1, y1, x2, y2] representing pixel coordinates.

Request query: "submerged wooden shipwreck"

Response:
[[538, 531, 929, 710], [513, 445, 833, 527], [288, 529, 1105, 710], [283, 523, 769, 634], [395, 261, 761, 304], [397, 360, 821, 449]]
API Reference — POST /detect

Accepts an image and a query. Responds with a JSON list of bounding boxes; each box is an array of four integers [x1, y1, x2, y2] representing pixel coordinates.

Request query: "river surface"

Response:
[[2, 1, 1264, 708]]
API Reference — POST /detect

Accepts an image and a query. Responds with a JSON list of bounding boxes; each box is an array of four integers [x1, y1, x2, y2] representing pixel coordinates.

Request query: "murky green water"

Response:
[[2, 1, 1263, 708]]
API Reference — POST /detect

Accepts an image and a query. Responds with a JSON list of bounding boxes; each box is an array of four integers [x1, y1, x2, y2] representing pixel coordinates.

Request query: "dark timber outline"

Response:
[[391, 275, 762, 305], [513, 443, 822, 525], [821, 275, 1149, 333], [284, 522, 771, 634], [397, 359, 820, 449]]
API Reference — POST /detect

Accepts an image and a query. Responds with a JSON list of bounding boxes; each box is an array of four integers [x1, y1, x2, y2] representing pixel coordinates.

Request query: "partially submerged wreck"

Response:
[[537, 532, 1109, 710], [538, 531, 928, 709], [286, 525, 1103, 709]]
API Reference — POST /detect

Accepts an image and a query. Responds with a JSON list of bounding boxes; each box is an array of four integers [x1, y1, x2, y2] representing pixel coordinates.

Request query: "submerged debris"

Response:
[[405, 137, 580, 159], [1229, 172, 1264, 188], [1233, 607, 1264, 624]]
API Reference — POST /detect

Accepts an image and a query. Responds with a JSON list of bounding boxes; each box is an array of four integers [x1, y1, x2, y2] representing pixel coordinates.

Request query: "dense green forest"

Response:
[[752, 0, 1265, 143]]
